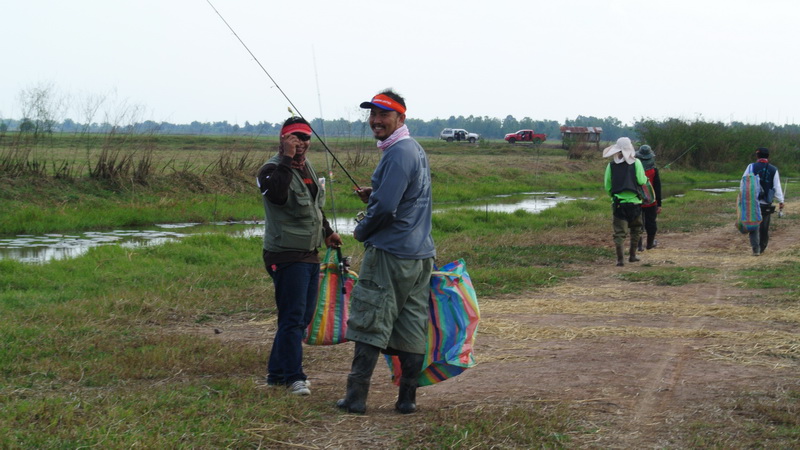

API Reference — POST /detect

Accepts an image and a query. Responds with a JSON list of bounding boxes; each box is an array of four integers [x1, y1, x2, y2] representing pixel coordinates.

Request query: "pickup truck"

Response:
[[504, 129, 547, 144], [440, 128, 479, 143]]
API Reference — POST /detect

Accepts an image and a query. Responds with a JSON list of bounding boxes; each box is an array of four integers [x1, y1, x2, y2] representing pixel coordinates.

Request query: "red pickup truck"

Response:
[[504, 129, 547, 144]]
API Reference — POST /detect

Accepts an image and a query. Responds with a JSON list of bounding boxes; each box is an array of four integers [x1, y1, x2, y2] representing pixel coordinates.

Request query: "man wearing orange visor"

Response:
[[337, 89, 436, 415]]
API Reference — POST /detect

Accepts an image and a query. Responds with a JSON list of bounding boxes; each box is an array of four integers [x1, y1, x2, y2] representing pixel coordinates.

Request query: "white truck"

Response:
[[440, 128, 479, 143]]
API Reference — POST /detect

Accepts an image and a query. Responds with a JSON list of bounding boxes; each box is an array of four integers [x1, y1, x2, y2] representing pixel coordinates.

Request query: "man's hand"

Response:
[[656, 206, 662, 214], [325, 232, 343, 248], [279, 134, 300, 158], [355, 187, 372, 204]]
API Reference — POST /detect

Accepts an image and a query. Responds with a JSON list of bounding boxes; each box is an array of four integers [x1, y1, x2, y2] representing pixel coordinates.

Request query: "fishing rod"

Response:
[[205, 0, 361, 190], [311, 45, 341, 234], [663, 144, 696, 169], [779, 177, 788, 218]]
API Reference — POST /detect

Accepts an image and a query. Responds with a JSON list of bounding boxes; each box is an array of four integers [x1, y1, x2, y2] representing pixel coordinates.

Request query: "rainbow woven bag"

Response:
[[736, 164, 762, 234], [387, 259, 480, 386], [640, 179, 656, 205], [304, 247, 357, 345]]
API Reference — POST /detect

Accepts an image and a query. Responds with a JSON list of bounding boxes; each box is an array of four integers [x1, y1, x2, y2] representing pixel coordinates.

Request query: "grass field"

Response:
[[1, 135, 798, 447]]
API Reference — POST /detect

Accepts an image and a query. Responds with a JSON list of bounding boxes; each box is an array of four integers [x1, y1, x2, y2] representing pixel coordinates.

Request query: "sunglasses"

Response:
[[292, 132, 311, 141]]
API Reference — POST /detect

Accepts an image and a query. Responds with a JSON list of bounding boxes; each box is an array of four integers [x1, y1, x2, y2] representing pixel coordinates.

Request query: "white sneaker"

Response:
[[288, 380, 311, 396]]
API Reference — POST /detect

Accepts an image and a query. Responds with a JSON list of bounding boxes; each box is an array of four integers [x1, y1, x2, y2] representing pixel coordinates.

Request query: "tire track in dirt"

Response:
[[628, 261, 721, 434], [629, 263, 758, 432]]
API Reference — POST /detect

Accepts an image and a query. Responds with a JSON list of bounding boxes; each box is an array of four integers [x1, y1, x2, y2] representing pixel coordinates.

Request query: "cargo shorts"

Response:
[[345, 246, 434, 354]]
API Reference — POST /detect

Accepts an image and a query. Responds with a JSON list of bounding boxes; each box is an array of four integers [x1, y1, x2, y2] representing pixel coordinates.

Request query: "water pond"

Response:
[[0, 192, 579, 264], [1, 181, 743, 264]]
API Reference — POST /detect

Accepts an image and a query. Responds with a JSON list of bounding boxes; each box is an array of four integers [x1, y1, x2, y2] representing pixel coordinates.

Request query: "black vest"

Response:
[[610, 162, 639, 195], [752, 161, 776, 202]]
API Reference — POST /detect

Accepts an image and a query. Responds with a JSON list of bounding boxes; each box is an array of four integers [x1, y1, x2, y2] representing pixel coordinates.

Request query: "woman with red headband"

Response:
[[256, 116, 342, 396]]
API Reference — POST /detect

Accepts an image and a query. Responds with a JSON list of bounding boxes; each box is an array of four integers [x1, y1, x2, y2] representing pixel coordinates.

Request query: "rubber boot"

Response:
[[615, 245, 625, 267], [336, 376, 370, 414], [336, 342, 380, 414], [395, 352, 424, 414], [646, 235, 656, 249], [629, 241, 640, 262], [637, 237, 644, 252]]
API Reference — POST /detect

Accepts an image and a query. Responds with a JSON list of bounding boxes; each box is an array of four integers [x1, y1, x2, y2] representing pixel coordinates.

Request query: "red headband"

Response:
[[281, 122, 312, 136], [366, 94, 406, 114]]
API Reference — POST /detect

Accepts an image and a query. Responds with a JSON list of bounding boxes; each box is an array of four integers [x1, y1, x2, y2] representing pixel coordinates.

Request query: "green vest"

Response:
[[262, 154, 326, 252]]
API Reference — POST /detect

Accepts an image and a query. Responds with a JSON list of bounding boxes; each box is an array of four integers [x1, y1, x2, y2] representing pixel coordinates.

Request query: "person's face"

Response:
[[368, 107, 405, 140], [281, 132, 310, 158]]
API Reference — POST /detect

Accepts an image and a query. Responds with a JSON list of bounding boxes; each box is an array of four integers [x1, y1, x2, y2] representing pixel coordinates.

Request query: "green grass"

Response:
[[738, 260, 800, 299], [0, 379, 310, 448], [1, 133, 748, 236], [402, 404, 575, 448], [0, 235, 267, 382], [618, 266, 719, 286]]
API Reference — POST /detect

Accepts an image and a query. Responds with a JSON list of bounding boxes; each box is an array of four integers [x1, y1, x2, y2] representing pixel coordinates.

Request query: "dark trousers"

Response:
[[266, 261, 319, 385], [749, 205, 774, 253], [642, 205, 658, 237]]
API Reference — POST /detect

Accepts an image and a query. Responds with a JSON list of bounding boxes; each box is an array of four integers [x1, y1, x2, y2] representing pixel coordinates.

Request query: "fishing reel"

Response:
[[336, 247, 351, 294]]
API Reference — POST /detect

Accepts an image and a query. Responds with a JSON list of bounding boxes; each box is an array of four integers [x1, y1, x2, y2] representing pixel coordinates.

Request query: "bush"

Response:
[[636, 119, 799, 173]]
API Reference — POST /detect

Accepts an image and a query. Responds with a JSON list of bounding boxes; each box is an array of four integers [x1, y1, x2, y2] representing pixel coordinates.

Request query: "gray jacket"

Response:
[[354, 137, 436, 260]]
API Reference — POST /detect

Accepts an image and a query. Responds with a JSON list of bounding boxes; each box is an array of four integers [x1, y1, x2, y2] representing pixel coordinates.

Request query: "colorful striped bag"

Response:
[[387, 259, 481, 386], [639, 179, 656, 205], [303, 247, 357, 345], [737, 164, 762, 234]]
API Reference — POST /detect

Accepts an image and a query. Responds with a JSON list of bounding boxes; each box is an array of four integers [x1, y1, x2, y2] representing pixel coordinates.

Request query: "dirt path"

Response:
[[209, 219, 799, 448], [428, 221, 799, 448]]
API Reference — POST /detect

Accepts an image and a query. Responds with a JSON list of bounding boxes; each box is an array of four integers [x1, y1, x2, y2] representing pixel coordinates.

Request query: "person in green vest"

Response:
[[256, 116, 342, 396], [603, 137, 648, 266]]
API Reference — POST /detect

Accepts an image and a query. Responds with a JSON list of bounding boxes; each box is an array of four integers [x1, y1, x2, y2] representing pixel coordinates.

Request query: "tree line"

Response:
[[1, 114, 640, 141], [3, 114, 799, 149]]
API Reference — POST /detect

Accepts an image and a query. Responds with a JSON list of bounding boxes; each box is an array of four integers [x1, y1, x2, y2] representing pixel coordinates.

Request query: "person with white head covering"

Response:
[[603, 137, 648, 266], [635, 145, 662, 251]]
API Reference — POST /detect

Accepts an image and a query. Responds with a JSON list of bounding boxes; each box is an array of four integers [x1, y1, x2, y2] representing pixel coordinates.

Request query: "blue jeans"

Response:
[[266, 261, 319, 385]]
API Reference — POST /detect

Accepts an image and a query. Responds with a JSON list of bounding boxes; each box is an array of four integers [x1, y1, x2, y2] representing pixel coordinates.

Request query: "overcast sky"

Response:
[[2, 0, 797, 127]]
